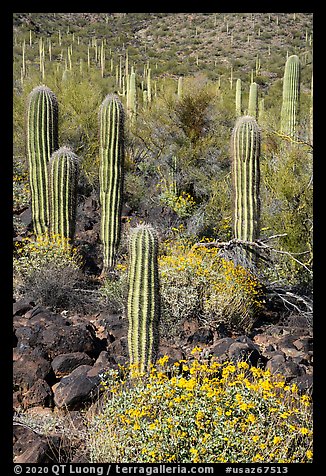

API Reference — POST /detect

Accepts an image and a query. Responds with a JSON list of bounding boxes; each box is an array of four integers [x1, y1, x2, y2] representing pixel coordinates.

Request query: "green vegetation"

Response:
[[88, 355, 313, 463], [13, 13, 313, 464]]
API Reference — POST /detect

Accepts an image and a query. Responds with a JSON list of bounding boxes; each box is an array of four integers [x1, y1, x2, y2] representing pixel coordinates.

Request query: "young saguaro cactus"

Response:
[[280, 54, 300, 139], [127, 224, 160, 374], [26, 85, 58, 236], [48, 146, 80, 241], [99, 94, 125, 272], [231, 116, 261, 262]]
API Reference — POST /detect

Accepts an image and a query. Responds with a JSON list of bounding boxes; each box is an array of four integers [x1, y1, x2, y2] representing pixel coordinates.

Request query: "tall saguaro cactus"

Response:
[[127, 224, 160, 374], [99, 94, 125, 272], [26, 85, 58, 236], [235, 78, 242, 116], [127, 70, 137, 122], [48, 146, 80, 241], [248, 82, 258, 119], [231, 116, 261, 262], [280, 54, 300, 139]]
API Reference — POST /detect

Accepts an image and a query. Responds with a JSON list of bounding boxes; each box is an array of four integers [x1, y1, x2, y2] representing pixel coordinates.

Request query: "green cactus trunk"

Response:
[[127, 70, 137, 122], [231, 115, 261, 263], [248, 82, 258, 119], [48, 146, 80, 242], [280, 54, 300, 139], [177, 76, 183, 99], [127, 224, 160, 374], [147, 67, 152, 103], [235, 78, 242, 116], [99, 94, 125, 272], [26, 85, 58, 236]]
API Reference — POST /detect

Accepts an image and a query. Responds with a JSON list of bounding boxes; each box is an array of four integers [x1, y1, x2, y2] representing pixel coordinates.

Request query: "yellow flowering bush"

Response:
[[13, 234, 84, 309], [159, 238, 264, 335], [160, 190, 196, 218], [87, 354, 313, 463]]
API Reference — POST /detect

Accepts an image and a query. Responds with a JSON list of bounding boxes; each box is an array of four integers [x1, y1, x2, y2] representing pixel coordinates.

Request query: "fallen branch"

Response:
[[193, 236, 312, 276]]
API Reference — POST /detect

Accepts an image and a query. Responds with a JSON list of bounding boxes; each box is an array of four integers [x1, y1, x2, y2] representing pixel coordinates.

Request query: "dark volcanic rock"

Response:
[[53, 365, 101, 409], [266, 354, 304, 379], [13, 425, 64, 463], [51, 352, 95, 378], [157, 345, 185, 364], [209, 337, 234, 361], [13, 299, 34, 316], [13, 351, 54, 391], [14, 307, 104, 360], [107, 336, 128, 357], [22, 379, 53, 409], [289, 374, 313, 395], [228, 341, 263, 366], [187, 328, 214, 345]]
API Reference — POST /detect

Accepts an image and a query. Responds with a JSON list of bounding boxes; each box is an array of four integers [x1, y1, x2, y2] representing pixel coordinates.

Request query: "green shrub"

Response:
[[87, 355, 313, 463], [158, 238, 265, 337], [13, 234, 84, 310]]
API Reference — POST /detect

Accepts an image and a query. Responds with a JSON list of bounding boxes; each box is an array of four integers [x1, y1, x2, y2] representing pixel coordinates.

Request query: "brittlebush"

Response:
[[88, 353, 313, 463]]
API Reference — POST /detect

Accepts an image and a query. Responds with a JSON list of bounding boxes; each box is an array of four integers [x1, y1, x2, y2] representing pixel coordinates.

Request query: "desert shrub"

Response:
[[13, 158, 30, 214], [98, 264, 128, 313], [87, 354, 313, 463], [159, 190, 196, 218], [158, 238, 265, 337], [13, 234, 85, 310]]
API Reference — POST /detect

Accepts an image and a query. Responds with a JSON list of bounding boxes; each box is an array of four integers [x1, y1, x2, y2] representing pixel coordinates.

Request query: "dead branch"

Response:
[[193, 236, 312, 276]]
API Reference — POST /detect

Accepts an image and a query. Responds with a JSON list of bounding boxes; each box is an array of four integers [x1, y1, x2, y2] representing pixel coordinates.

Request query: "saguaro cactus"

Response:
[[177, 76, 183, 99], [26, 85, 58, 236], [127, 70, 137, 122], [48, 146, 80, 241], [235, 78, 242, 116], [248, 82, 258, 119], [280, 54, 300, 139], [127, 224, 160, 373], [231, 116, 261, 262], [99, 94, 125, 272]]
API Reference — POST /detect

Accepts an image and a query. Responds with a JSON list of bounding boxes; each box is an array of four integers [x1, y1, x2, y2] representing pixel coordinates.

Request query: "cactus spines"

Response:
[[248, 82, 258, 119], [26, 85, 59, 236], [99, 94, 125, 272], [48, 146, 80, 241], [231, 116, 261, 261], [127, 224, 160, 373], [235, 78, 242, 116], [280, 54, 300, 139]]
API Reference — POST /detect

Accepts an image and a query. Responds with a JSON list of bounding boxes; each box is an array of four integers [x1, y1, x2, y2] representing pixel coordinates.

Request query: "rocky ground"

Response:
[[13, 198, 313, 464], [13, 294, 313, 463]]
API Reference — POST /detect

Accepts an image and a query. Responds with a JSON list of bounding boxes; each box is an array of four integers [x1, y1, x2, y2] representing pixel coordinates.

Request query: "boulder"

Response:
[[266, 354, 304, 380], [51, 352, 95, 378], [209, 337, 235, 362], [13, 351, 54, 391], [157, 345, 185, 364], [22, 379, 53, 409], [228, 340, 263, 367], [187, 328, 214, 345], [107, 336, 128, 357], [14, 308, 104, 360], [293, 337, 313, 353], [13, 425, 64, 463], [53, 365, 101, 410], [289, 374, 313, 395], [13, 299, 34, 317]]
